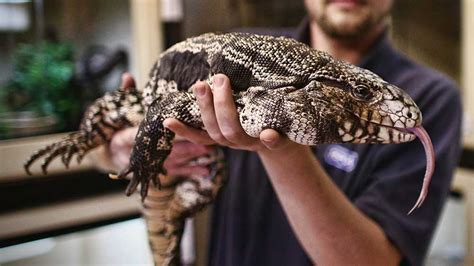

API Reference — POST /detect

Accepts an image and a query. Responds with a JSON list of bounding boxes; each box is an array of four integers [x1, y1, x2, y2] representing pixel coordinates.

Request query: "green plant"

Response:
[[0, 41, 79, 130]]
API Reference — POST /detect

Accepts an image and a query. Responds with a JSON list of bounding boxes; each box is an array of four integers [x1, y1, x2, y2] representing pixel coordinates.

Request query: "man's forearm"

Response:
[[258, 145, 401, 265]]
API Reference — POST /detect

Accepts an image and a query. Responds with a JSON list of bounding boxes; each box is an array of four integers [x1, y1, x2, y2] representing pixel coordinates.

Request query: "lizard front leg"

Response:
[[239, 84, 334, 145], [24, 86, 144, 175], [238, 86, 296, 139], [114, 91, 203, 199]]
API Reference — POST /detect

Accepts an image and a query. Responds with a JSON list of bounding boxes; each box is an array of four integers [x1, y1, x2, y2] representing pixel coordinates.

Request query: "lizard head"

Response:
[[310, 60, 421, 144], [308, 59, 434, 214]]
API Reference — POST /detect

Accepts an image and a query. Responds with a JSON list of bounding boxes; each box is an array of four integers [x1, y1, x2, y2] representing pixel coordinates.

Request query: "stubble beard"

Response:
[[314, 6, 389, 40]]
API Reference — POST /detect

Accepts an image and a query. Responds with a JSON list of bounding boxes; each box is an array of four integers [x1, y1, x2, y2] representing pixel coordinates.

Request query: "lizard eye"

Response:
[[352, 84, 373, 101]]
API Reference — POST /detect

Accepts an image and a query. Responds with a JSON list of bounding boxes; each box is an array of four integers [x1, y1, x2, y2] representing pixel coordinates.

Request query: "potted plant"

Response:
[[0, 41, 79, 139]]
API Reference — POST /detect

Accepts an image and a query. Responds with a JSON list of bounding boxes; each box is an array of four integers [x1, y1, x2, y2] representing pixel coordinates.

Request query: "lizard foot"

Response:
[[112, 163, 167, 201], [24, 132, 89, 175]]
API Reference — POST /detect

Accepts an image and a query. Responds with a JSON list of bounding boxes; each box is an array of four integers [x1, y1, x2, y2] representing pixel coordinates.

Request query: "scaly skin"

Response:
[[142, 149, 225, 265], [25, 32, 432, 265]]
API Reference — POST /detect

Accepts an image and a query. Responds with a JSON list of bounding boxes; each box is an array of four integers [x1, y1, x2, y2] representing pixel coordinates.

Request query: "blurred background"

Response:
[[0, 0, 471, 265]]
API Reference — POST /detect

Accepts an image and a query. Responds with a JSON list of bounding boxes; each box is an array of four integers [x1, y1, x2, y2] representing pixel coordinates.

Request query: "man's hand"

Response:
[[163, 74, 294, 153], [103, 73, 215, 178], [108, 126, 214, 177]]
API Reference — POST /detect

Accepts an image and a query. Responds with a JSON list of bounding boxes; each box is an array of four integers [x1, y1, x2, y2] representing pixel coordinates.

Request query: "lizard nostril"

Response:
[[407, 112, 413, 119]]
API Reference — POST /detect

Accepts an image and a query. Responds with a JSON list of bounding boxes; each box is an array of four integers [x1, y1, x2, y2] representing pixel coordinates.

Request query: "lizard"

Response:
[[24, 32, 435, 265]]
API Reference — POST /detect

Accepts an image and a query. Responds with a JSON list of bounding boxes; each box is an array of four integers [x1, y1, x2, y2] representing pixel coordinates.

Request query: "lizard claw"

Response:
[[62, 145, 76, 168], [115, 164, 165, 201], [24, 132, 89, 175]]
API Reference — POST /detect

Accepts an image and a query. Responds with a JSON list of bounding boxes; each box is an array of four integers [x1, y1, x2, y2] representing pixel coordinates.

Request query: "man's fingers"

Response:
[[212, 74, 255, 145], [163, 118, 216, 145], [194, 81, 233, 146], [110, 127, 138, 148], [170, 141, 213, 157], [112, 152, 132, 167], [166, 165, 210, 177], [121, 72, 136, 89], [109, 127, 137, 150], [166, 142, 214, 166], [260, 129, 289, 150]]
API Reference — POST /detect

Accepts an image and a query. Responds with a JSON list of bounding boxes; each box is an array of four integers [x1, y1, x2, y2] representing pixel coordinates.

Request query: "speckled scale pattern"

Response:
[[24, 32, 425, 266], [24, 87, 145, 174]]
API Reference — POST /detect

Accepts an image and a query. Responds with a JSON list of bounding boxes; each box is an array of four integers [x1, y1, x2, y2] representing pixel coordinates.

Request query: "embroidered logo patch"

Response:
[[324, 145, 359, 173]]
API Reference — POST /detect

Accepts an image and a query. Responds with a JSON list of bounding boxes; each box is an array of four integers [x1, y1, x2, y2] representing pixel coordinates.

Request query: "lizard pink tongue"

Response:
[[406, 126, 435, 215]]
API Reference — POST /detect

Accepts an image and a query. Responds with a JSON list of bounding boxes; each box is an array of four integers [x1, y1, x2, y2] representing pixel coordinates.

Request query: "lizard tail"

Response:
[[141, 150, 226, 265], [142, 185, 184, 266]]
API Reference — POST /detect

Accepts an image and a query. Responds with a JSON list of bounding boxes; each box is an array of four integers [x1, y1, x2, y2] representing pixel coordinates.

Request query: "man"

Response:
[[110, 0, 462, 265]]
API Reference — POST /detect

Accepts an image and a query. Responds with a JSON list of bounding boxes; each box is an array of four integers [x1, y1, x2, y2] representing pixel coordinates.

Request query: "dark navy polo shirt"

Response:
[[208, 19, 462, 266]]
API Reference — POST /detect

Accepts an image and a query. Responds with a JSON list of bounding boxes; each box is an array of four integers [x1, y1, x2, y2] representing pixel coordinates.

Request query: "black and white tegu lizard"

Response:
[[25, 32, 434, 264]]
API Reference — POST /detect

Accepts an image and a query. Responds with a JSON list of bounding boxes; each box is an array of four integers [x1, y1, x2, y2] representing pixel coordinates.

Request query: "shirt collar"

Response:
[[292, 17, 311, 45]]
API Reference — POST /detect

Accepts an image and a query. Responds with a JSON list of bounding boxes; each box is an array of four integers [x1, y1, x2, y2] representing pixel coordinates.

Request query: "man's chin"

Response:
[[319, 7, 373, 38], [320, 21, 367, 38]]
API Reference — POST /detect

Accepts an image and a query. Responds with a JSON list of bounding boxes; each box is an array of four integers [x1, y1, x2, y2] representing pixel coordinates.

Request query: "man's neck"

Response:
[[309, 21, 385, 65]]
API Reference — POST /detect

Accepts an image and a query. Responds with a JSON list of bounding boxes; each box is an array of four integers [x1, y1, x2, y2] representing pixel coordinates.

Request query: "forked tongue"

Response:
[[406, 126, 435, 215]]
